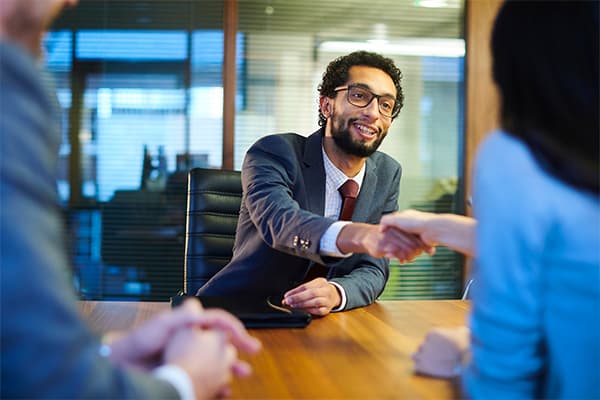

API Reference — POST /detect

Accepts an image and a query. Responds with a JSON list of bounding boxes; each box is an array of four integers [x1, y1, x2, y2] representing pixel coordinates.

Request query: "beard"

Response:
[[330, 114, 387, 158]]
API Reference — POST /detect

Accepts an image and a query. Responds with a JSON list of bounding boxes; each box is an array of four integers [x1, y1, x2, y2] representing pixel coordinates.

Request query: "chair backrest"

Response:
[[184, 168, 242, 294]]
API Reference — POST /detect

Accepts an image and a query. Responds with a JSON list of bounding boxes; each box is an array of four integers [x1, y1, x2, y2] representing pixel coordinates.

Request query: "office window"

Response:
[[237, 1, 465, 299], [47, 1, 228, 300], [189, 31, 245, 167], [47, 0, 465, 301]]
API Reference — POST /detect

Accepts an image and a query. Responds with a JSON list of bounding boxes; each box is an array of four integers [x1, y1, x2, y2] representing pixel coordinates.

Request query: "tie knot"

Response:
[[338, 179, 359, 199]]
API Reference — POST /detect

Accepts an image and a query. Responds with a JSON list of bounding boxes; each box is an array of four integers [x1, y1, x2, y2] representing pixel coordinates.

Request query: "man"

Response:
[[0, 1, 260, 398], [198, 51, 428, 316]]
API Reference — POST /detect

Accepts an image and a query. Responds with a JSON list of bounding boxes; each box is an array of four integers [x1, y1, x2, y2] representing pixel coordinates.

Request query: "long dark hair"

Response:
[[492, 1, 599, 195]]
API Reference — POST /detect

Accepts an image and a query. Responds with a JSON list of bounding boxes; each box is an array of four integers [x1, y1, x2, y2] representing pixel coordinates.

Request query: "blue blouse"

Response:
[[463, 131, 600, 398]]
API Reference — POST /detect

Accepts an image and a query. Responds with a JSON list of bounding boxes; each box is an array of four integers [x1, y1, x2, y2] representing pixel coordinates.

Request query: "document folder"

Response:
[[171, 294, 312, 329]]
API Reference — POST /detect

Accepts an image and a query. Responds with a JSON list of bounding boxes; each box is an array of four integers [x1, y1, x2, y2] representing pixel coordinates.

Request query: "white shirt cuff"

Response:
[[328, 281, 347, 312], [153, 364, 195, 400], [320, 221, 353, 257]]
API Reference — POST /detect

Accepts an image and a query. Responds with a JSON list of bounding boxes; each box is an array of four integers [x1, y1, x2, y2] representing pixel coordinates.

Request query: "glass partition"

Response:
[[236, 0, 465, 299], [47, 0, 465, 301]]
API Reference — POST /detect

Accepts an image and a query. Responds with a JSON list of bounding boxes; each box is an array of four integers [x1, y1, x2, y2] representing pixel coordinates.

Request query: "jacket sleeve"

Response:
[[241, 134, 335, 265], [0, 43, 179, 399]]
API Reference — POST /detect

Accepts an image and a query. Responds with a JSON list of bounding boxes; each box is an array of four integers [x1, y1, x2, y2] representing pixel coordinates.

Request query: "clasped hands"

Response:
[[104, 299, 261, 399]]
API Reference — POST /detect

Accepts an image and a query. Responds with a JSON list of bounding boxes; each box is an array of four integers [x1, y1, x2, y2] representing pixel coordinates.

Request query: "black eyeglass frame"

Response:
[[334, 84, 401, 118]]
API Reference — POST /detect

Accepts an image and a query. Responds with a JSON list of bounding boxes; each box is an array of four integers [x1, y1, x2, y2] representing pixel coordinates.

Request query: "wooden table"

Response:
[[79, 300, 469, 399]]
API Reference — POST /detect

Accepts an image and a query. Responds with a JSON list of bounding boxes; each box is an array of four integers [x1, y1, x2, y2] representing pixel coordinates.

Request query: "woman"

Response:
[[382, 1, 599, 398]]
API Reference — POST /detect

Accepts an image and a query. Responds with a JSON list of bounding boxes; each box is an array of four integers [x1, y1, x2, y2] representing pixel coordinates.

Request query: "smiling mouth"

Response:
[[353, 122, 378, 138]]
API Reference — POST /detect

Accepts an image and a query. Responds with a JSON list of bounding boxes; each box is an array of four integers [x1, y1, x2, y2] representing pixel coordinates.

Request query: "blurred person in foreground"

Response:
[[0, 1, 260, 398], [381, 1, 599, 398]]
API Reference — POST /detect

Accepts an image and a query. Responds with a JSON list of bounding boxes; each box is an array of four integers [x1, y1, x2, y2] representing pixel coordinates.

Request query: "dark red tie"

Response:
[[338, 179, 359, 221], [302, 179, 359, 282]]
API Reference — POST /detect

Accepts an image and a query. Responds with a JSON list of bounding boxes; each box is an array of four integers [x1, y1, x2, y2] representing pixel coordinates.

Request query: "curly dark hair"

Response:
[[317, 51, 404, 127]]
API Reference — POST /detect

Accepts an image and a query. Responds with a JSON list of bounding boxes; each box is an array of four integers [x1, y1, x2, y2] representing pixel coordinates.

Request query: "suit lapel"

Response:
[[302, 129, 326, 216], [353, 157, 378, 221]]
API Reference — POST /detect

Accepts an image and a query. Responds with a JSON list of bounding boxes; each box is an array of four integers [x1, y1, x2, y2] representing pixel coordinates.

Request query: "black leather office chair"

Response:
[[184, 168, 242, 294]]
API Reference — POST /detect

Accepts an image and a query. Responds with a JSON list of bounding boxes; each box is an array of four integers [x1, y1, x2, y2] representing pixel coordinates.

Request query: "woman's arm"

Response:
[[380, 210, 477, 257]]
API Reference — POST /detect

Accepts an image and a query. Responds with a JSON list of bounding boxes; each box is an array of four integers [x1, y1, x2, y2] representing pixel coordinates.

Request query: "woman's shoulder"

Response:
[[475, 129, 599, 225], [477, 130, 533, 169], [475, 130, 539, 192]]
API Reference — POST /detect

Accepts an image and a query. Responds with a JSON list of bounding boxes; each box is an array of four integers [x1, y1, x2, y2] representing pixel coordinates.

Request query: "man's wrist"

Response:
[[101, 332, 133, 366], [328, 281, 347, 311], [321, 221, 353, 257], [153, 364, 196, 400], [336, 222, 374, 254]]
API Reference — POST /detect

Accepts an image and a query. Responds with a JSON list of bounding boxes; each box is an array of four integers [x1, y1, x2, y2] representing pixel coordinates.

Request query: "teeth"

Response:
[[355, 124, 375, 135]]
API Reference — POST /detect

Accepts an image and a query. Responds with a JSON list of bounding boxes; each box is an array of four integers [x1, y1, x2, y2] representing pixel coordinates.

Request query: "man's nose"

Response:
[[362, 97, 380, 119]]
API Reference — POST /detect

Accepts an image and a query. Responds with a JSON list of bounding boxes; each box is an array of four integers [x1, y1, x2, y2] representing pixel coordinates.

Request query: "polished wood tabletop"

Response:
[[79, 300, 469, 399]]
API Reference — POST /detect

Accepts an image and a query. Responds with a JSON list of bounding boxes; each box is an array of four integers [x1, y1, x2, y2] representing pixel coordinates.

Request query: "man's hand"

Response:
[[412, 326, 470, 379], [282, 278, 341, 316], [337, 222, 432, 264], [106, 299, 261, 370], [380, 210, 438, 246], [381, 210, 477, 257]]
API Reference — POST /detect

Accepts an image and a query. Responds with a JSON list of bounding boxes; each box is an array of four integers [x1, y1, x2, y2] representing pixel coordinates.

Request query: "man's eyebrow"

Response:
[[348, 82, 396, 98]]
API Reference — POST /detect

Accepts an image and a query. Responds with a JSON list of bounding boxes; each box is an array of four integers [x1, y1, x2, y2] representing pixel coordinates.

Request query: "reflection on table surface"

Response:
[[79, 299, 469, 399]]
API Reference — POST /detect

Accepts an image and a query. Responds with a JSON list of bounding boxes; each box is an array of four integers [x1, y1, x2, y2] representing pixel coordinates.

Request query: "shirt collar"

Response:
[[321, 145, 366, 191]]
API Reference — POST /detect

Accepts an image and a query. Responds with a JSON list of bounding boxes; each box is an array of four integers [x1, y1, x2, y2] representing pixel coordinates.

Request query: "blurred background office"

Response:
[[45, 0, 496, 301]]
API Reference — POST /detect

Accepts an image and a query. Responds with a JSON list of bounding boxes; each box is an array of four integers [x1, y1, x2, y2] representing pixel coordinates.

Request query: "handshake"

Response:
[[339, 210, 477, 263]]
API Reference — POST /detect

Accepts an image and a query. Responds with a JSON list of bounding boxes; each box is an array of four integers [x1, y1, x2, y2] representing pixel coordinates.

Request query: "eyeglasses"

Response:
[[334, 84, 400, 118]]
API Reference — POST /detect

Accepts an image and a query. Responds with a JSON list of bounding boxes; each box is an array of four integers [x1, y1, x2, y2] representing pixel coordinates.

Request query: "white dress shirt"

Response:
[[154, 365, 195, 400], [99, 343, 195, 400], [318, 146, 366, 311]]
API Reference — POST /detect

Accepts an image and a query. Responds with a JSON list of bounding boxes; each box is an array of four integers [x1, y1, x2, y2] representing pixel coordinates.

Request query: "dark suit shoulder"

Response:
[[369, 150, 402, 173], [248, 133, 308, 164], [252, 132, 307, 150]]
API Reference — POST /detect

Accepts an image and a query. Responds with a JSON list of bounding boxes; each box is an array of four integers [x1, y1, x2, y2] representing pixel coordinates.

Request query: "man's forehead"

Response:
[[346, 66, 397, 97]]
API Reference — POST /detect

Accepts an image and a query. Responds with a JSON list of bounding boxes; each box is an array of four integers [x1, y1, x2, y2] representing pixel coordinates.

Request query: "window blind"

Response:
[[48, 0, 465, 301]]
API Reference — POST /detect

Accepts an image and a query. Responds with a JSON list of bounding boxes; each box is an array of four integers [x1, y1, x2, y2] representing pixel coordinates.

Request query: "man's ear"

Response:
[[319, 96, 332, 119]]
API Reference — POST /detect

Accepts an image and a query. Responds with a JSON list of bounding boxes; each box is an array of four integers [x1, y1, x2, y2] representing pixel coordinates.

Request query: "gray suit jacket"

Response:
[[0, 41, 178, 398], [197, 129, 401, 310]]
